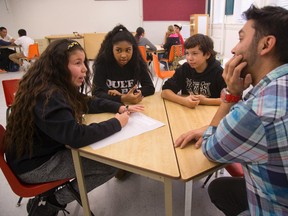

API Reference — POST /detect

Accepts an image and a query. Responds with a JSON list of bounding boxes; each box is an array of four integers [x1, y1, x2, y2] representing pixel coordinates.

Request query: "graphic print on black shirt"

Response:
[[106, 78, 135, 94], [186, 78, 211, 97]]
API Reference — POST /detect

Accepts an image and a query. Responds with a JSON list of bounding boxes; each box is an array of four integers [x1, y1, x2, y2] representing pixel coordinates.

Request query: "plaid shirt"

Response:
[[202, 64, 288, 216]]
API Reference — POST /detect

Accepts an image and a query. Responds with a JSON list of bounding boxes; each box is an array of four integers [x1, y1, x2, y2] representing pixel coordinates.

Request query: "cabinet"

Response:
[[190, 14, 209, 36]]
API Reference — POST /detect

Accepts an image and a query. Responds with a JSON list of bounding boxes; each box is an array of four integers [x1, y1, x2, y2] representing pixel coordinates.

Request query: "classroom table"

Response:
[[70, 93, 179, 216], [70, 93, 224, 216], [0, 45, 21, 52], [45, 34, 84, 43], [163, 99, 225, 216]]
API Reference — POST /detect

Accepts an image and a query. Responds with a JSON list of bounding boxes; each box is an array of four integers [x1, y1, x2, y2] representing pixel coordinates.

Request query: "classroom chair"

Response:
[[202, 163, 244, 188], [160, 44, 184, 70], [0, 124, 95, 216], [138, 46, 150, 63], [2, 79, 20, 123], [20, 43, 40, 71], [152, 53, 175, 87]]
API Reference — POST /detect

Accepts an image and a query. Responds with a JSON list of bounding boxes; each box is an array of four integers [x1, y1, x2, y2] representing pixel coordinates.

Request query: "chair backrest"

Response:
[[27, 43, 40, 60], [152, 53, 161, 78], [168, 45, 183, 62], [2, 79, 20, 107], [138, 46, 148, 63], [0, 124, 70, 197]]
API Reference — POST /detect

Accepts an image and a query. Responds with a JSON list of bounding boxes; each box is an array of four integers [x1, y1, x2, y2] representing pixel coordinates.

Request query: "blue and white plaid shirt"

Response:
[[202, 64, 288, 216]]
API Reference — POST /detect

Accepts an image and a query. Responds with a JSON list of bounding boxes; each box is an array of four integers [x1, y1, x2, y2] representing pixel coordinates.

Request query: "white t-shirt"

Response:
[[14, 36, 34, 57]]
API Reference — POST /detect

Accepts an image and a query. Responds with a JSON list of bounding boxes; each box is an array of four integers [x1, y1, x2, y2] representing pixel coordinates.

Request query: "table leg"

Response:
[[184, 180, 193, 216], [164, 178, 173, 216], [71, 149, 92, 216]]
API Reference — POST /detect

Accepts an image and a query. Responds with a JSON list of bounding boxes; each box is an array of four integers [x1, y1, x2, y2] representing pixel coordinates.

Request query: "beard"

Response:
[[240, 39, 258, 78]]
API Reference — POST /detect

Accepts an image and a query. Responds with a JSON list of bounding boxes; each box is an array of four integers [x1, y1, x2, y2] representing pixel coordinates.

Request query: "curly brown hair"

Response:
[[3, 39, 92, 157]]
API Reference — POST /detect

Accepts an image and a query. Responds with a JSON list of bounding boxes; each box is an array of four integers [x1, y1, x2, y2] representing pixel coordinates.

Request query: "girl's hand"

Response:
[[114, 112, 129, 127], [108, 89, 122, 96], [119, 105, 145, 114], [121, 85, 143, 104]]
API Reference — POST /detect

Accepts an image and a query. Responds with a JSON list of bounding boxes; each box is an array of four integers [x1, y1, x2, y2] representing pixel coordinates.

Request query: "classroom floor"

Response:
[[0, 68, 226, 216]]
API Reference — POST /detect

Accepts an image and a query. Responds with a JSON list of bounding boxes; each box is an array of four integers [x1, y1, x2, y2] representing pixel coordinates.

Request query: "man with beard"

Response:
[[174, 5, 288, 216]]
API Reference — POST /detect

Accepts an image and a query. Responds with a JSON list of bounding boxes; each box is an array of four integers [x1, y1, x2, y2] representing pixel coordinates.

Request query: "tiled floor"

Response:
[[0, 70, 225, 216]]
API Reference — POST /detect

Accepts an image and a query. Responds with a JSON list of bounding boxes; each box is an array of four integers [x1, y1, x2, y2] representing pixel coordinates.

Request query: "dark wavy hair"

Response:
[[92, 24, 149, 87], [184, 34, 217, 64], [243, 5, 288, 63], [3, 39, 92, 157]]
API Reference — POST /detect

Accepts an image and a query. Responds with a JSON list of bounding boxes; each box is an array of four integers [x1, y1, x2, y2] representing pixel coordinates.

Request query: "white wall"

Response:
[[1, 0, 143, 39], [0, 0, 190, 46], [2, 0, 287, 57]]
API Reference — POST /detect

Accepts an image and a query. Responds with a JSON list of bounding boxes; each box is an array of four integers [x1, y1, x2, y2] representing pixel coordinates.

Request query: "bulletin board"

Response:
[[143, 0, 206, 21]]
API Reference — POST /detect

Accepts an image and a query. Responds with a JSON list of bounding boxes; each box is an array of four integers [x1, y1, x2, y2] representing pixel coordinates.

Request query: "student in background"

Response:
[[162, 25, 180, 59], [163, 25, 174, 44], [93, 24, 155, 104], [174, 23, 185, 54], [2, 39, 144, 215], [135, 27, 156, 52], [0, 26, 16, 72], [161, 34, 225, 108], [174, 24, 184, 45], [9, 29, 34, 70], [175, 5, 288, 216]]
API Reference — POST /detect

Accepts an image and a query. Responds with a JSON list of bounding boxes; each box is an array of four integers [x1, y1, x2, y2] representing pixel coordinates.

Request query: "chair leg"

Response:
[[16, 196, 23, 207], [66, 183, 95, 216], [202, 173, 213, 188]]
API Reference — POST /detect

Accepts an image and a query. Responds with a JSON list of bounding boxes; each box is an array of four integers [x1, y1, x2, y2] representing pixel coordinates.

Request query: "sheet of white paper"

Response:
[[90, 112, 165, 150]]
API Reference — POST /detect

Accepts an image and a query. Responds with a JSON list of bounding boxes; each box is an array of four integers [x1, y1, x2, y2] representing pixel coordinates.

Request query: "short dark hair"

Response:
[[18, 29, 27, 37], [0, 27, 7, 32], [184, 34, 217, 63], [243, 5, 288, 63]]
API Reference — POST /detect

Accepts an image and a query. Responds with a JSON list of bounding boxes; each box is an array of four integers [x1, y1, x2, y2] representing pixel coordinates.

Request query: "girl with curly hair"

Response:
[[2, 39, 144, 215]]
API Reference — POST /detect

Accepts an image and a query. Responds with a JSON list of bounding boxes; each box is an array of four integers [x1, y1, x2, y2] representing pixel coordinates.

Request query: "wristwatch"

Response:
[[221, 88, 242, 103]]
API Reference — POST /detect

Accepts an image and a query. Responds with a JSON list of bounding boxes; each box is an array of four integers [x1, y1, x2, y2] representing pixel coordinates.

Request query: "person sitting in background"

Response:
[[174, 23, 185, 55], [9, 29, 34, 71], [161, 25, 180, 60], [135, 27, 156, 62], [1, 39, 144, 215], [93, 24, 155, 105], [135, 27, 156, 52], [175, 5, 288, 216], [0, 26, 16, 72], [161, 34, 225, 108], [163, 25, 174, 44]]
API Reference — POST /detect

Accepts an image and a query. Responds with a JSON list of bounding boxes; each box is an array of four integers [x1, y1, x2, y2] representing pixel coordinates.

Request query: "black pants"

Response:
[[208, 177, 249, 216], [0, 48, 16, 70]]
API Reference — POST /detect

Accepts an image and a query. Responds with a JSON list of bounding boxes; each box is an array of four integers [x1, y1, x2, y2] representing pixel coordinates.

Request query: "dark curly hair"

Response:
[[3, 39, 92, 157], [92, 24, 150, 88]]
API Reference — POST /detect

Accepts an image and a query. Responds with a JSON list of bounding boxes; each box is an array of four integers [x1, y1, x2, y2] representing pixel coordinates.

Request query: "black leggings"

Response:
[[208, 177, 249, 216]]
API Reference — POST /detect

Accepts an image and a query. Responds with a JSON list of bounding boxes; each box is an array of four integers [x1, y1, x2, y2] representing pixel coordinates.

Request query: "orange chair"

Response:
[[25, 43, 40, 62], [202, 163, 244, 188], [152, 53, 175, 87], [138, 46, 149, 63], [20, 43, 40, 71], [160, 44, 184, 70], [0, 124, 93, 215], [2, 79, 20, 123]]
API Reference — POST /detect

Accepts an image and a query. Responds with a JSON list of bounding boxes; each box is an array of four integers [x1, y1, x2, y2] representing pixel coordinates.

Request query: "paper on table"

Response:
[[90, 112, 165, 150]]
